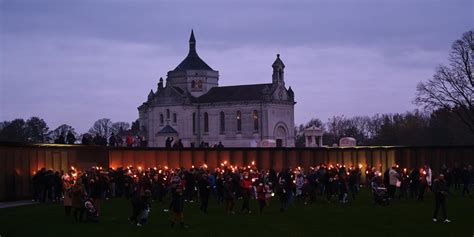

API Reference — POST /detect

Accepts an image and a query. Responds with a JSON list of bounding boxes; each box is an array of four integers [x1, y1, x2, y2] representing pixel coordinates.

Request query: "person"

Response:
[[129, 186, 142, 225], [66, 131, 76, 144], [216, 141, 224, 149], [240, 172, 252, 214], [198, 173, 211, 213], [170, 187, 188, 228], [165, 137, 174, 148], [461, 165, 472, 196], [138, 190, 152, 226], [278, 179, 290, 212], [223, 176, 235, 215], [126, 134, 134, 147], [388, 166, 399, 199], [72, 180, 86, 222], [89, 176, 103, 216], [63, 175, 73, 215], [432, 174, 451, 223], [256, 182, 267, 213], [109, 133, 116, 147], [176, 139, 184, 149], [84, 198, 99, 222]]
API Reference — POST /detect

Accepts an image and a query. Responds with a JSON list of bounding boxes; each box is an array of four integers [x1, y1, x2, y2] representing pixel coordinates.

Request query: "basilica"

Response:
[[138, 31, 296, 147]]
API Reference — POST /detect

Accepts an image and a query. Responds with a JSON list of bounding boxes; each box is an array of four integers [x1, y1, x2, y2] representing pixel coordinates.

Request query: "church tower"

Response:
[[272, 54, 285, 86], [166, 30, 219, 97]]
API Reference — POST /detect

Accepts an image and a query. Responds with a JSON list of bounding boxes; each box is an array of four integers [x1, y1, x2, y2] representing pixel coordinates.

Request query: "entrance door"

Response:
[[276, 139, 283, 147], [274, 125, 286, 147]]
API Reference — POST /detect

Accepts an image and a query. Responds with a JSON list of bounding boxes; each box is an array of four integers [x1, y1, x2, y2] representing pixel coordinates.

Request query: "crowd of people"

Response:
[[32, 162, 473, 227]]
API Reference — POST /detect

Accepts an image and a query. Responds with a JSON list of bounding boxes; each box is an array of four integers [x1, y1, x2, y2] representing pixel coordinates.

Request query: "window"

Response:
[[236, 111, 242, 132], [253, 110, 259, 131], [160, 114, 164, 124], [192, 113, 196, 134], [204, 112, 209, 133], [219, 111, 225, 133], [166, 109, 170, 119], [173, 113, 177, 124], [191, 80, 196, 88]]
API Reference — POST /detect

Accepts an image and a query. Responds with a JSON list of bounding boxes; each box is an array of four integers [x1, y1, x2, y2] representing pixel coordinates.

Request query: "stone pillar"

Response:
[[318, 136, 323, 147]]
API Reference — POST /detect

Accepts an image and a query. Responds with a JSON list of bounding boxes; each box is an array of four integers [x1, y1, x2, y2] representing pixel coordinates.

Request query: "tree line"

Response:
[[294, 107, 474, 147], [296, 30, 473, 147], [0, 118, 140, 145]]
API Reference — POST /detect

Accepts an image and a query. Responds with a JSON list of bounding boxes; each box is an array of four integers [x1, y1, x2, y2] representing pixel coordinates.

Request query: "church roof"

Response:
[[174, 30, 213, 71], [157, 125, 178, 134], [197, 83, 273, 103]]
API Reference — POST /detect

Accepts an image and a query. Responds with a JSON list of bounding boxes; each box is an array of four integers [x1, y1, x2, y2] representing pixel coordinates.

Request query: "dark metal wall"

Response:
[[0, 143, 472, 201]]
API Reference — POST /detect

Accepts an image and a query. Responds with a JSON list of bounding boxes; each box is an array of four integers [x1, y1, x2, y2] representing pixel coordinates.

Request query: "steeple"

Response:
[[272, 54, 285, 86], [189, 30, 196, 55]]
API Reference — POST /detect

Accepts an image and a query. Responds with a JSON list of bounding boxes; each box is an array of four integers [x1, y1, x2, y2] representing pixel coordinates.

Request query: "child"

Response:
[[84, 198, 98, 222], [137, 190, 152, 226]]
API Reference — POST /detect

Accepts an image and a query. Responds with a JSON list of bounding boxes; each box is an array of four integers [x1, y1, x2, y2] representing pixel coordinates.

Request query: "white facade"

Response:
[[138, 31, 296, 147]]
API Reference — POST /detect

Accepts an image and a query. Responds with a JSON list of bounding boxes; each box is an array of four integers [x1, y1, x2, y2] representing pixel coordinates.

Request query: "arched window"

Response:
[[204, 112, 209, 133], [160, 114, 164, 124], [236, 111, 242, 132], [219, 111, 225, 133], [173, 113, 177, 124], [191, 80, 196, 88], [253, 110, 259, 131], [166, 109, 170, 119], [192, 113, 196, 134]]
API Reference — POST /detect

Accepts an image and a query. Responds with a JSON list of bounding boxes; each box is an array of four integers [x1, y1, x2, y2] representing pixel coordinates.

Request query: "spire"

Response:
[[189, 30, 196, 54]]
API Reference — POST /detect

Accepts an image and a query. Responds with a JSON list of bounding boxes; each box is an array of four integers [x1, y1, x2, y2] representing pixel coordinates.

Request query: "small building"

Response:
[[304, 125, 324, 147]]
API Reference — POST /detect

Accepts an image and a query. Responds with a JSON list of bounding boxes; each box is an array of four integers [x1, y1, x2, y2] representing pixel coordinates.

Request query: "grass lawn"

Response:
[[0, 189, 472, 237]]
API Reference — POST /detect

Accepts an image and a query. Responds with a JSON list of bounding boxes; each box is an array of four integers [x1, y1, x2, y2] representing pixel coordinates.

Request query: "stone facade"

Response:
[[138, 31, 296, 147]]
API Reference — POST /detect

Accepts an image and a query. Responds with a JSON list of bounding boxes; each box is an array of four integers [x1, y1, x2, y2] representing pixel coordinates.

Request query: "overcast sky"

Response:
[[1, 0, 473, 133]]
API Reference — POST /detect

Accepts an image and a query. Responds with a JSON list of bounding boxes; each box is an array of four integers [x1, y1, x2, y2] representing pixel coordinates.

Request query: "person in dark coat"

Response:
[[128, 186, 142, 225], [109, 133, 116, 147], [278, 179, 290, 212], [461, 165, 472, 197], [198, 173, 211, 213], [432, 174, 451, 223], [223, 176, 235, 215], [170, 187, 188, 228]]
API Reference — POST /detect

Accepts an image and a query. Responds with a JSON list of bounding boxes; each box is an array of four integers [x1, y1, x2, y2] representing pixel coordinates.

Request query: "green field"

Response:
[[1, 190, 472, 237]]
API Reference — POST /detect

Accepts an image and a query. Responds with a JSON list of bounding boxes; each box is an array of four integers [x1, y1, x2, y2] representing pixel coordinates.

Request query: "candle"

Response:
[[251, 161, 255, 166]]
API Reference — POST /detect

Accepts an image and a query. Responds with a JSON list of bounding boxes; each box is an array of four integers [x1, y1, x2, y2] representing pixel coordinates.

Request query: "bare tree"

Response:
[[111, 121, 130, 135], [415, 30, 474, 133], [48, 124, 76, 141], [89, 118, 113, 138]]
